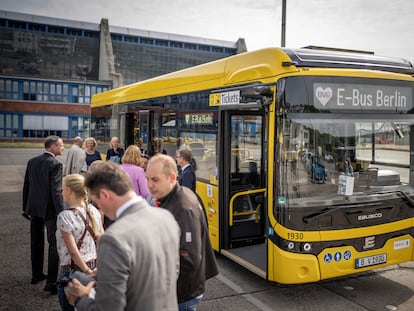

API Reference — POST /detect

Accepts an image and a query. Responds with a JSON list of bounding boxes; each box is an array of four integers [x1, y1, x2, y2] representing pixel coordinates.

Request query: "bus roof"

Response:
[[91, 47, 414, 108], [282, 47, 414, 74]]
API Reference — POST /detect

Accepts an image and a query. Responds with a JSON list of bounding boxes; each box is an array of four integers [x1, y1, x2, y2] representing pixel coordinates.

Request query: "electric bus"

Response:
[[90, 47, 414, 284]]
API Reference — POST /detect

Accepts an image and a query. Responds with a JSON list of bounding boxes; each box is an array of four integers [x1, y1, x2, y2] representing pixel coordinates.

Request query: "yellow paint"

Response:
[[268, 240, 320, 284], [196, 181, 219, 251]]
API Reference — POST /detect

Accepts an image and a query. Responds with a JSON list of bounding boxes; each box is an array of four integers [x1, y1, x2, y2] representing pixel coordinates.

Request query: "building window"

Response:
[[0, 113, 19, 138]]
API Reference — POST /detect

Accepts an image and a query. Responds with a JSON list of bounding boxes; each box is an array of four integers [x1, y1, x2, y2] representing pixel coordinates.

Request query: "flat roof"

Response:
[[0, 10, 238, 48]]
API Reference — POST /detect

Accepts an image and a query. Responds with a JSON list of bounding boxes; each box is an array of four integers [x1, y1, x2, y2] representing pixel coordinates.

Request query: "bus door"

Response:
[[137, 110, 154, 155], [219, 110, 266, 252]]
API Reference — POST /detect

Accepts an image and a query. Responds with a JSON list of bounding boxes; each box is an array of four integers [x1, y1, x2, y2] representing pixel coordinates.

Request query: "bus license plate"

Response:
[[355, 254, 386, 268]]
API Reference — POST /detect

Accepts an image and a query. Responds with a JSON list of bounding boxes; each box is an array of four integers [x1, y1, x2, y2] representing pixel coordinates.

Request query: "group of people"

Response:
[[63, 136, 103, 176], [23, 135, 217, 311]]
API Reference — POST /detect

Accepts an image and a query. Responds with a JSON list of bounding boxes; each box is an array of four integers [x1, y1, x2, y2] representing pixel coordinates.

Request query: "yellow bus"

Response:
[[91, 47, 414, 284]]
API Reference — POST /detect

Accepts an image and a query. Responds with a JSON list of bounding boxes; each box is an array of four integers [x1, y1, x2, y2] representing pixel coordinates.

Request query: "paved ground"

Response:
[[0, 148, 60, 310]]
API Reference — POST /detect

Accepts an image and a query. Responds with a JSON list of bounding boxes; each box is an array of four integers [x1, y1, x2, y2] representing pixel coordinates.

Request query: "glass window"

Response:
[[5, 114, 11, 128], [24, 81, 29, 93], [277, 114, 413, 202], [181, 132, 218, 182], [5, 80, 11, 92], [13, 115, 18, 129]]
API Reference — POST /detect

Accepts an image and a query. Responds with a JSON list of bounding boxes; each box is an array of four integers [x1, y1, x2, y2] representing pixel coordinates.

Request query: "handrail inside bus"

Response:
[[229, 188, 266, 226]]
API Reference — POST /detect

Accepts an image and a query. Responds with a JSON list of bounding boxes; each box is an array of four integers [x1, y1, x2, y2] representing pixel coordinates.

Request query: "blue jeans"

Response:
[[57, 269, 73, 311], [178, 295, 203, 311], [57, 261, 96, 311]]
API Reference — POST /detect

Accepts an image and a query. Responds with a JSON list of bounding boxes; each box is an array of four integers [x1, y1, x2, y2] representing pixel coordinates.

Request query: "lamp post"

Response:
[[281, 0, 286, 47]]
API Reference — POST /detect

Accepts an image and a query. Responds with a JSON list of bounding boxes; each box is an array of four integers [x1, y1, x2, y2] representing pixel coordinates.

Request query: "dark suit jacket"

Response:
[[23, 152, 63, 219], [178, 165, 196, 192]]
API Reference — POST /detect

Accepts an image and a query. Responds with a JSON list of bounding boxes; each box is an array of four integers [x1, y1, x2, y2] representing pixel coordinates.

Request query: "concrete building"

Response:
[[0, 10, 246, 140]]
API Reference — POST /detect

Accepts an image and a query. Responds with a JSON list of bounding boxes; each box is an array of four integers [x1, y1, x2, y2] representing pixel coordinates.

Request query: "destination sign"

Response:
[[313, 83, 412, 111], [184, 113, 214, 125]]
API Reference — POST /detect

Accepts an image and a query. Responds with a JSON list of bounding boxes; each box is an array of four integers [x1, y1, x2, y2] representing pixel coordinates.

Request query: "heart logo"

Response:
[[315, 87, 333, 106]]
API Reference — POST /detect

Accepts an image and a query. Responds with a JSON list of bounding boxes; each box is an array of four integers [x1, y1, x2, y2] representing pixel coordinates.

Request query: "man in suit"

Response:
[[146, 154, 218, 311], [65, 161, 180, 311], [23, 135, 65, 293], [176, 148, 196, 192], [63, 136, 86, 175]]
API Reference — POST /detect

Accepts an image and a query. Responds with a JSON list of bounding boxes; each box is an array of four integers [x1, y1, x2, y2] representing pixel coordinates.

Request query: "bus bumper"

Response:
[[269, 234, 413, 284], [269, 243, 320, 284], [317, 234, 413, 280]]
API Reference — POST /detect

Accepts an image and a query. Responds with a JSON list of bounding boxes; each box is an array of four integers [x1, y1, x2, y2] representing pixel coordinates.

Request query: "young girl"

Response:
[[56, 174, 104, 311]]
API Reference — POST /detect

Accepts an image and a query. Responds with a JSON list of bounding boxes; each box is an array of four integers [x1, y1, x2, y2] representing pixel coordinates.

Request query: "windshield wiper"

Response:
[[303, 191, 414, 223], [303, 202, 380, 223], [399, 191, 414, 207]]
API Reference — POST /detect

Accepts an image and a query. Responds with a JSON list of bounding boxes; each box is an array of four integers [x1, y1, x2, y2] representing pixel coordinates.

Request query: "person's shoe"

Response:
[[31, 273, 47, 284], [43, 283, 57, 294]]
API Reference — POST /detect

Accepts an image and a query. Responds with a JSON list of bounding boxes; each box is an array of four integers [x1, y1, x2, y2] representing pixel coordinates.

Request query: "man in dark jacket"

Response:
[[146, 154, 218, 310], [177, 148, 196, 192], [23, 135, 65, 294]]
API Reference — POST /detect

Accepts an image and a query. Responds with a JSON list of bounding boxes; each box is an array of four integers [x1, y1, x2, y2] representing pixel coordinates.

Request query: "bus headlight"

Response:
[[287, 241, 295, 250], [302, 243, 312, 252]]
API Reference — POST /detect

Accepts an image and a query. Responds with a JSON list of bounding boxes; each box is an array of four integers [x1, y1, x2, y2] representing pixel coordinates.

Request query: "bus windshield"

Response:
[[278, 114, 413, 204]]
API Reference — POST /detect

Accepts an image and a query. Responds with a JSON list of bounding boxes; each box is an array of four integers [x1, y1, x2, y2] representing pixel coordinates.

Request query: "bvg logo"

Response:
[[363, 236, 375, 249]]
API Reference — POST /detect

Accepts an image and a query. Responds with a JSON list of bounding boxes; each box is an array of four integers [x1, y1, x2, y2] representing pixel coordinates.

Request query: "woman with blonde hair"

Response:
[[56, 174, 104, 311], [106, 136, 124, 164], [121, 145, 150, 200], [84, 137, 102, 170]]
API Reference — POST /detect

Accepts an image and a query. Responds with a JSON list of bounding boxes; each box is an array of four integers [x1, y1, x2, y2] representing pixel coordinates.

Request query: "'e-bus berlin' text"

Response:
[[314, 83, 412, 111]]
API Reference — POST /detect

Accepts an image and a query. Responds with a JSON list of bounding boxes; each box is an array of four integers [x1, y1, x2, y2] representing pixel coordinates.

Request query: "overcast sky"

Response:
[[2, 0, 414, 61]]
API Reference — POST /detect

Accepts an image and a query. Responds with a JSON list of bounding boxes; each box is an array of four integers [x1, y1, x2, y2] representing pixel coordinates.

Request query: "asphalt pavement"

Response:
[[0, 148, 60, 310]]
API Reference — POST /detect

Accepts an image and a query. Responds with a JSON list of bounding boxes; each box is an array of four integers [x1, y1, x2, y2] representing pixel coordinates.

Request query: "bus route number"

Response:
[[287, 232, 304, 240]]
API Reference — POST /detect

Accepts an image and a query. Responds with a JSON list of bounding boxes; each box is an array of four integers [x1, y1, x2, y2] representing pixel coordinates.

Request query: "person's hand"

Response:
[[65, 278, 95, 306], [22, 212, 31, 221], [85, 267, 97, 278]]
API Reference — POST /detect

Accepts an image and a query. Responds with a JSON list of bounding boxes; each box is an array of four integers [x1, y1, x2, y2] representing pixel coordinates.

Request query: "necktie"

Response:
[[155, 200, 160, 207]]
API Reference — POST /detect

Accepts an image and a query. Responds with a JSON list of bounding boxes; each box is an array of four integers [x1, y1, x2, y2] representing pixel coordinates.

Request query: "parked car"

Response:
[[310, 155, 327, 183]]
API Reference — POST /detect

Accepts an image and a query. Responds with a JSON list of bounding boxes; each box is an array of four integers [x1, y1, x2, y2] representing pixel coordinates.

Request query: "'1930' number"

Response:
[[287, 232, 304, 240]]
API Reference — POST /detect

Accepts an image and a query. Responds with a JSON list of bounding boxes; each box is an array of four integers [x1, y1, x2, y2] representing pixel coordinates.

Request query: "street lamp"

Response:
[[281, 0, 286, 47]]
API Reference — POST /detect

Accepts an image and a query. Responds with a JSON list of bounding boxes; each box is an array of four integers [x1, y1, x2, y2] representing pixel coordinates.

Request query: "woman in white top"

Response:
[[56, 174, 104, 311]]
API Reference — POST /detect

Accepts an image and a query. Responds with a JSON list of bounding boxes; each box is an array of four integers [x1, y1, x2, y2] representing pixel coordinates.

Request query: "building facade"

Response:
[[0, 10, 246, 140]]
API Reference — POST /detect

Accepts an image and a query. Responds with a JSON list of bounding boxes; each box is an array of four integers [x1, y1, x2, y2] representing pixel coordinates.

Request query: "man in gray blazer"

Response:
[[63, 136, 86, 175], [23, 135, 65, 293], [66, 161, 180, 311]]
